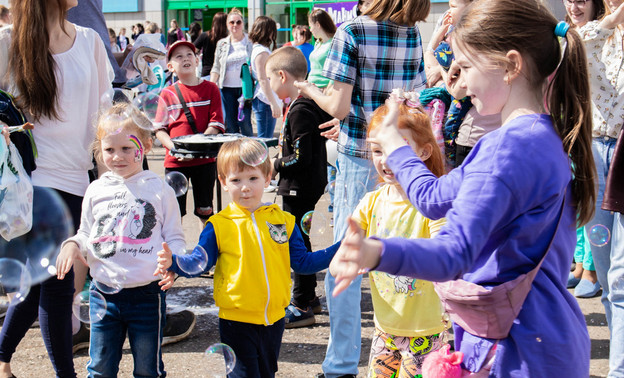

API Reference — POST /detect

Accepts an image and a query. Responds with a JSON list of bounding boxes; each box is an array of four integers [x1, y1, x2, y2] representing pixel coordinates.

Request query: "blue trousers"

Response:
[[222, 87, 252, 136], [252, 98, 277, 138]]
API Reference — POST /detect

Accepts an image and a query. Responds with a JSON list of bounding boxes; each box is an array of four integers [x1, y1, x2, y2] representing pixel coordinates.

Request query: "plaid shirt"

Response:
[[322, 16, 426, 158]]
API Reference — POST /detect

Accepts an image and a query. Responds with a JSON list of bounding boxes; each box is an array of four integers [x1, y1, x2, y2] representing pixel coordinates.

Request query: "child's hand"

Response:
[[156, 242, 174, 272], [443, 61, 467, 99], [158, 270, 176, 291], [56, 241, 88, 280], [330, 218, 383, 297], [319, 118, 340, 141], [367, 93, 406, 157]]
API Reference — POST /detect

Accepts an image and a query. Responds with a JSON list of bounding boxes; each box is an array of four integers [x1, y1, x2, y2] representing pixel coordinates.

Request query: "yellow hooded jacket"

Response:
[[209, 202, 296, 325]]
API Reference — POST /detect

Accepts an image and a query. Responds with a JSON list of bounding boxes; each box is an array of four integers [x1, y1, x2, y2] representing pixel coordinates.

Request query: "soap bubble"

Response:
[[0, 187, 73, 285], [165, 171, 189, 197], [300, 211, 328, 237], [132, 89, 181, 130], [0, 258, 32, 305], [240, 138, 268, 167], [588, 224, 610, 247], [343, 182, 366, 207], [177, 245, 209, 276], [72, 290, 106, 324], [93, 279, 123, 295], [205, 343, 236, 377], [100, 88, 131, 110], [324, 181, 336, 197]]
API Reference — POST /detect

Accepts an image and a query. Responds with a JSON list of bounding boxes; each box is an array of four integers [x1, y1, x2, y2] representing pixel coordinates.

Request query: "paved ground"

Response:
[[1, 146, 612, 377]]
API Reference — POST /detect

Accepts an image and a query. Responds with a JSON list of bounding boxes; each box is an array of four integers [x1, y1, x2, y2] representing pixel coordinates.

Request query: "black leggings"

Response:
[[0, 189, 82, 377]]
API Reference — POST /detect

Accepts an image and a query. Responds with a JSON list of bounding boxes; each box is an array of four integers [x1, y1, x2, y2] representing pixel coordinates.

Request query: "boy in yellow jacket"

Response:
[[157, 138, 339, 377]]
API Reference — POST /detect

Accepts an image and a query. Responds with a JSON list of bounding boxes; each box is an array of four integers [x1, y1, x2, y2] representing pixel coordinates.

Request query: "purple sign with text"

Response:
[[314, 2, 358, 27]]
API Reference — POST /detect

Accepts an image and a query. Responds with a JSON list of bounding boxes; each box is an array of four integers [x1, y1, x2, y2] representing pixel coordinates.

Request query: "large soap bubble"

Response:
[[0, 187, 73, 285], [205, 343, 236, 377]]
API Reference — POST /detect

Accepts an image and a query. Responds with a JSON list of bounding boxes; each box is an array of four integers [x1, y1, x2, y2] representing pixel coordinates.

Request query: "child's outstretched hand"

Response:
[[330, 217, 383, 297], [154, 242, 174, 278], [367, 92, 407, 157], [56, 241, 88, 280], [158, 270, 176, 291]]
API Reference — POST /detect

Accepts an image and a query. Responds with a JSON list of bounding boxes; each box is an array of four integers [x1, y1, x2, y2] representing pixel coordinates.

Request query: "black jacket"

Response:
[[273, 97, 332, 199]]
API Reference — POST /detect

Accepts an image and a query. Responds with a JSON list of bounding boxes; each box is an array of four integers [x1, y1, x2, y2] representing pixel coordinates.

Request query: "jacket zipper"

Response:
[[251, 213, 271, 325]]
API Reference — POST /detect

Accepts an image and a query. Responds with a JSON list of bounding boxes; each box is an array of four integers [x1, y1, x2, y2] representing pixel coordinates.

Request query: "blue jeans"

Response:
[[252, 98, 277, 138], [86, 281, 166, 378], [221, 87, 252, 136], [585, 137, 624, 376], [322, 152, 377, 377], [219, 317, 285, 378]]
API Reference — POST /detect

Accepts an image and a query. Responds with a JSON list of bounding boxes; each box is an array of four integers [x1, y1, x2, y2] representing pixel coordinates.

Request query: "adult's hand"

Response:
[[320, 118, 340, 141]]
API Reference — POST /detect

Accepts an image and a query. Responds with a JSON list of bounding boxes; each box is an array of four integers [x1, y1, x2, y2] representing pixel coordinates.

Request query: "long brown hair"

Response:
[[365, 0, 430, 25], [453, 0, 596, 225], [9, 0, 68, 122], [209, 12, 228, 44], [308, 9, 337, 41], [368, 103, 445, 178]]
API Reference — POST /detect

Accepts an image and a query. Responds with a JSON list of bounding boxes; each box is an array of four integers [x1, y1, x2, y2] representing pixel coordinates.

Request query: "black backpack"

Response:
[[0, 89, 36, 176]]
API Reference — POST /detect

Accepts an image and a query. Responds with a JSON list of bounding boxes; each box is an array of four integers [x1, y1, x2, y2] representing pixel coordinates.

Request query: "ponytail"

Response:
[[547, 29, 596, 226]]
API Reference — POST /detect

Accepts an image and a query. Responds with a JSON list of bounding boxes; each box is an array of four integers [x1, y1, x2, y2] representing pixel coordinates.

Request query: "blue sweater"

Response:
[[377, 114, 590, 377]]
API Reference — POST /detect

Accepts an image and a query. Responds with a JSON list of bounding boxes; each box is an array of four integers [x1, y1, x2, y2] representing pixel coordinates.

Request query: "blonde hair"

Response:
[[217, 138, 272, 179], [266, 46, 308, 80], [92, 103, 153, 163]]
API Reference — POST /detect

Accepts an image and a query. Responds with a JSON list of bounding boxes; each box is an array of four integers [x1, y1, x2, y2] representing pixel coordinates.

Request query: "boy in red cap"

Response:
[[156, 40, 225, 229]]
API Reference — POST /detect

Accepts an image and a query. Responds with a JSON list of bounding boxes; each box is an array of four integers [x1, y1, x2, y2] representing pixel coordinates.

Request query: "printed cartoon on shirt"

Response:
[[91, 191, 157, 259]]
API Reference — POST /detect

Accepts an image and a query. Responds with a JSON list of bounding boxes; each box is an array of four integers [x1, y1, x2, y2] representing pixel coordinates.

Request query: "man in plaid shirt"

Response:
[[296, 0, 430, 376]]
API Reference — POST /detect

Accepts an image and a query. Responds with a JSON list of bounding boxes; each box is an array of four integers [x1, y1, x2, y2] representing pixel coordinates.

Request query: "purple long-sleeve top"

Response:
[[376, 114, 590, 377]]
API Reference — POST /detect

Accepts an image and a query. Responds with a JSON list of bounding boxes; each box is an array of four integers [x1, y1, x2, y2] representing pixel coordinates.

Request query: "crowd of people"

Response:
[[0, 0, 623, 377]]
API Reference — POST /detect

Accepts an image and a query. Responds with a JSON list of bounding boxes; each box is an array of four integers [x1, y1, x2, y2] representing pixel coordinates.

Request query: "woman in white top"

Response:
[[210, 8, 253, 136], [249, 16, 282, 138], [0, 0, 112, 376]]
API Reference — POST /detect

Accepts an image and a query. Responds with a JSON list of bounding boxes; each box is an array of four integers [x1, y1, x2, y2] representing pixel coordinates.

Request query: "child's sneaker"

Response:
[[72, 322, 90, 354], [284, 304, 315, 329], [162, 309, 196, 346]]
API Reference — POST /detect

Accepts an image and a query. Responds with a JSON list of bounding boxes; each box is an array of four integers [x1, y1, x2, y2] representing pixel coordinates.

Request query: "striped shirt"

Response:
[[322, 16, 426, 158]]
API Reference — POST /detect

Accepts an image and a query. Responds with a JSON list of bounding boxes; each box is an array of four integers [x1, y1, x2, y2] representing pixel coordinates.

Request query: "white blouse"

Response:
[[0, 24, 113, 196], [579, 21, 624, 139]]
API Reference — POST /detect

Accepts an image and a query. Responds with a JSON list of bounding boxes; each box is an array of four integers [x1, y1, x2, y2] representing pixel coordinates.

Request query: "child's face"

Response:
[[220, 166, 271, 212], [448, 0, 469, 25], [266, 64, 289, 100], [454, 43, 508, 116], [371, 128, 429, 185], [101, 129, 146, 179], [167, 46, 199, 78]]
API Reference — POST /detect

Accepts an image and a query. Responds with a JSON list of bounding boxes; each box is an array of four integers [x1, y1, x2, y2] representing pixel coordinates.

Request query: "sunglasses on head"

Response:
[[229, 20, 242, 25]]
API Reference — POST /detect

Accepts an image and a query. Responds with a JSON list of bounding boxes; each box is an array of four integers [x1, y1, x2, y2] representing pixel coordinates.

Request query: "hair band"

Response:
[[554, 21, 569, 38]]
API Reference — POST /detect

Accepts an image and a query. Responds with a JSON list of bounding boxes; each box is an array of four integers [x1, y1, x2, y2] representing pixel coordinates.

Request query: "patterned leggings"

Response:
[[367, 328, 446, 378]]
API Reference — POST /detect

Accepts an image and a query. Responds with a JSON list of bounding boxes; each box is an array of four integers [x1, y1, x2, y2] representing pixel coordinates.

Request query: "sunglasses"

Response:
[[229, 20, 242, 25]]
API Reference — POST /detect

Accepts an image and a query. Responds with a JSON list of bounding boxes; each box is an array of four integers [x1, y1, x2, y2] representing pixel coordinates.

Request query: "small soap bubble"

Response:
[[536, 337, 542, 343], [239, 138, 268, 167], [177, 245, 209, 276], [165, 171, 189, 197], [72, 290, 106, 324], [93, 279, 123, 295], [300, 211, 328, 237], [343, 182, 366, 207], [205, 343, 236, 377], [132, 90, 181, 130], [324, 181, 336, 197], [0, 258, 32, 305], [588, 224, 610, 247]]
